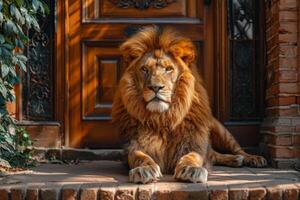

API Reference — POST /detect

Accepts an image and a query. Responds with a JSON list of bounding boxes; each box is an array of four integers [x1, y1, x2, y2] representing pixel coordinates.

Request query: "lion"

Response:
[[112, 26, 267, 184]]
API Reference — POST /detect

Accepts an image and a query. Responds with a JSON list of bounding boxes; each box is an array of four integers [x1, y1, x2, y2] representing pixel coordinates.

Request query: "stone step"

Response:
[[0, 161, 299, 200], [33, 147, 259, 162], [34, 148, 124, 161]]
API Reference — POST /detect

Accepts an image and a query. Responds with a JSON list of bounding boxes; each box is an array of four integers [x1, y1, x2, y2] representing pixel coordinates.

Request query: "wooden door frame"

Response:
[[214, 0, 228, 121], [57, 0, 263, 147], [55, 0, 69, 146], [215, 0, 266, 121], [214, 0, 266, 148]]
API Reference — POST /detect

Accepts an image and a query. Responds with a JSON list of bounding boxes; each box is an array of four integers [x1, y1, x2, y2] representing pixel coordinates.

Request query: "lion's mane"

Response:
[[112, 26, 213, 143]]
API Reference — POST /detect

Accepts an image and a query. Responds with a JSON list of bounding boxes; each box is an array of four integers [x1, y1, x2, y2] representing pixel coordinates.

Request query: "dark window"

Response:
[[227, 0, 263, 121], [22, 0, 55, 121]]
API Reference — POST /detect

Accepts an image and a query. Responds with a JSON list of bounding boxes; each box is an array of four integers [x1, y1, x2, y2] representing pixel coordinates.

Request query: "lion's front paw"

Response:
[[227, 155, 244, 167], [129, 164, 162, 184], [243, 155, 267, 167], [174, 166, 208, 183]]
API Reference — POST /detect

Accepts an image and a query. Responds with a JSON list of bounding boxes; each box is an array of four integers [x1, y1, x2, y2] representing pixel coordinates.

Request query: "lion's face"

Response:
[[136, 50, 180, 113], [117, 26, 200, 125]]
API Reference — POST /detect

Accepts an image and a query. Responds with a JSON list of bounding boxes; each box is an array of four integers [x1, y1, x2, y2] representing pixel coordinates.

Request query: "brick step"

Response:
[[0, 161, 299, 200]]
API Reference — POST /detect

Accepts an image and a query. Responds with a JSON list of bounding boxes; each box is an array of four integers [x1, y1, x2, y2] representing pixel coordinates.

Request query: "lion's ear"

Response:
[[120, 41, 145, 63], [169, 40, 196, 65]]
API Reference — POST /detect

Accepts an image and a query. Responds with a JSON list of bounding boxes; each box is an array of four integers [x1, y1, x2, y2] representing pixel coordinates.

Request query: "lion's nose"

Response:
[[148, 85, 165, 93]]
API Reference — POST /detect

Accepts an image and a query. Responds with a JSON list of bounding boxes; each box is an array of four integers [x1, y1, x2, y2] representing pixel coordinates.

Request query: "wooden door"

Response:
[[67, 0, 214, 148]]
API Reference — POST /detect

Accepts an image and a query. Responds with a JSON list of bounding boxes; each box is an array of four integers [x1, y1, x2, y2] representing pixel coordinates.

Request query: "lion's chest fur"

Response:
[[128, 121, 210, 174]]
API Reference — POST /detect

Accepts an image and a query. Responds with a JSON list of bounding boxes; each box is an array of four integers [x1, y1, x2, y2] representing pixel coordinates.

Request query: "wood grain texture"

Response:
[[62, 0, 264, 148], [81, 0, 203, 23], [67, 0, 208, 148], [82, 42, 122, 120]]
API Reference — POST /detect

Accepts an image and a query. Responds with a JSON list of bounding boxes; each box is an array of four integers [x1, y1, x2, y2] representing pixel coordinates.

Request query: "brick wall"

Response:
[[262, 0, 300, 168]]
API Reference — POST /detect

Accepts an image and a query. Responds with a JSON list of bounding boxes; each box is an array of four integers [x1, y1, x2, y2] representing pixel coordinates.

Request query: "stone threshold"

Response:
[[34, 147, 259, 162], [0, 161, 299, 200], [34, 148, 124, 161]]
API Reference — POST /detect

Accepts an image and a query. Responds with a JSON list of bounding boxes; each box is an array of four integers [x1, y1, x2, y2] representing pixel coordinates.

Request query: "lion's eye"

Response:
[[166, 66, 174, 72], [141, 66, 148, 73]]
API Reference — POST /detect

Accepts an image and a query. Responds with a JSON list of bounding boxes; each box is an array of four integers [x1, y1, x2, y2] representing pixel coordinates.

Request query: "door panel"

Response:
[[100, 1, 187, 18], [68, 0, 212, 148], [83, 0, 203, 22], [82, 42, 122, 120], [67, 0, 264, 149]]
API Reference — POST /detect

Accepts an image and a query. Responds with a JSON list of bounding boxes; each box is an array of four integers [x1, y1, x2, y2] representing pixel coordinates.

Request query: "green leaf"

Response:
[[4, 136, 14, 146], [39, 6, 45, 16], [10, 4, 16, 16], [32, 0, 39, 12], [10, 4, 24, 25], [0, 34, 4, 44], [2, 43, 14, 50], [0, 13, 3, 23], [16, 53, 26, 60], [19, 7, 27, 14], [7, 75, 19, 85], [1, 64, 10, 77], [6, 91, 15, 102], [15, 0, 23, 7], [41, 1, 49, 15], [4, 22, 13, 34], [4, 20, 18, 34], [16, 54, 27, 62], [16, 23, 24, 34], [0, 81, 8, 98], [12, 56, 18, 65], [0, 125, 5, 132], [16, 24, 28, 42], [1, 47, 12, 58], [18, 60, 27, 72], [24, 13, 32, 29], [23, 133, 29, 139], [0, 0, 46, 169], [31, 17, 40, 32], [38, 1, 45, 15], [9, 67, 16, 77], [15, 38, 24, 49]]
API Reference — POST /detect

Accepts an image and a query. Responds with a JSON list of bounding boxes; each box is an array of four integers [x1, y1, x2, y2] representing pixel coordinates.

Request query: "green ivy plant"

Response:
[[0, 0, 48, 168]]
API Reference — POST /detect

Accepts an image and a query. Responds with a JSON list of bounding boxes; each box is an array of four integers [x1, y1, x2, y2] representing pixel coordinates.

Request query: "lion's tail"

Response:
[[210, 118, 243, 154]]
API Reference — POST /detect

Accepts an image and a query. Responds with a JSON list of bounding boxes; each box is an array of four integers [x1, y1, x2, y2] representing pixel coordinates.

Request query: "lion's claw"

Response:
[[228, 155, 244, 167], [129, 164, 162, 184], [174, 166, 208, 183], [243, 155, 267, 167]]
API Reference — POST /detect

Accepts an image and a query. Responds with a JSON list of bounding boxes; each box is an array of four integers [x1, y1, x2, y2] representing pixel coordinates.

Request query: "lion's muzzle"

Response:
[[143, 85, 172, 113]]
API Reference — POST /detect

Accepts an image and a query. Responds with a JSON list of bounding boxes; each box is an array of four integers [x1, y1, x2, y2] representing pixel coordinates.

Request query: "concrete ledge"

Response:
[[34, 148, 124, 161], [0, 161, 299, 200]]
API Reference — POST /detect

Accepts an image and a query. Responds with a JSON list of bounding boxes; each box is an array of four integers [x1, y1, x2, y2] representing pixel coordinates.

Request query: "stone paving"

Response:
[[0, 161, 299, 200]]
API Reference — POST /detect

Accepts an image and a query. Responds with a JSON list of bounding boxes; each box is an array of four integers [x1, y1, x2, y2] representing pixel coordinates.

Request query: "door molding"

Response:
[[55, 0, 70, 146], [58, 0, 265, 148], [60, 0, 224, 147]]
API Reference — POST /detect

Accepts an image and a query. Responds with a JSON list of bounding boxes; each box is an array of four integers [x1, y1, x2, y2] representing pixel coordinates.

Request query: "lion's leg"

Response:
[[210, 118, 267, 167], [128, 150, 162, 184], [208, 149, 244, 167], [174, 152, 208, 183]]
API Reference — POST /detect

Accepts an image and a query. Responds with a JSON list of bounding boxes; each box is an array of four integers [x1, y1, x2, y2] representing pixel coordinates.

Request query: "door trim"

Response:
[[59, 0, 264, 148], [60, 0, 224, 147]]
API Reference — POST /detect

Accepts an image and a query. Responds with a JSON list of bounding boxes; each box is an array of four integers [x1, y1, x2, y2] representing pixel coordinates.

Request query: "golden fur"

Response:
[[112, 26, 267, 184]]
